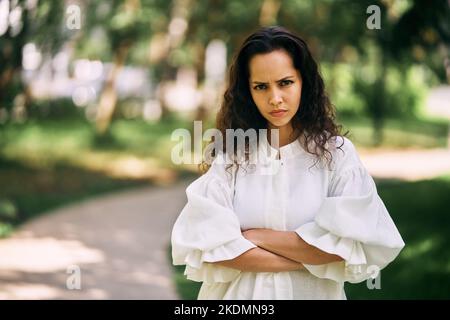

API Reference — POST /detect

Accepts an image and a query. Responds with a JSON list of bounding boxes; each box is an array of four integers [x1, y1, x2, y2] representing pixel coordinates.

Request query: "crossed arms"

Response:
[[209, 228, 344, 272]]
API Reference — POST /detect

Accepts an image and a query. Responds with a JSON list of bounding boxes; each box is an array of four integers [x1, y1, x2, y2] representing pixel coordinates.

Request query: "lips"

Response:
[[269, 109, 288, 118]]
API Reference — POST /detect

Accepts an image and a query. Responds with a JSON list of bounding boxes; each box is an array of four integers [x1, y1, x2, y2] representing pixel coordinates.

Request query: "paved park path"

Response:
[[0, 182, 190, 299], [1, 148, 450, 299]]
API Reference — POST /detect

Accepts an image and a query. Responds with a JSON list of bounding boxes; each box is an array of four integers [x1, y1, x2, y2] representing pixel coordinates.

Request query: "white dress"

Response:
[[171, 135, 405, 299]]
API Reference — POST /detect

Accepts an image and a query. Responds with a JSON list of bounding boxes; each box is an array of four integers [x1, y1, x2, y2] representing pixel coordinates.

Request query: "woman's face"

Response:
[[248, 49, 302, 130]]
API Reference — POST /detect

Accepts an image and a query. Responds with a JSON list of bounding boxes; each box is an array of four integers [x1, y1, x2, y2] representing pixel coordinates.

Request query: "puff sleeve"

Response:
[[171, 154, 257, 284], [295, 137, 405, 283]]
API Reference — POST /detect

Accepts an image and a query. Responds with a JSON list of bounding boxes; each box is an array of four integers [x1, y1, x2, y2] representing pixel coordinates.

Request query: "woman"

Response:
[[171, 26, 405, 299]]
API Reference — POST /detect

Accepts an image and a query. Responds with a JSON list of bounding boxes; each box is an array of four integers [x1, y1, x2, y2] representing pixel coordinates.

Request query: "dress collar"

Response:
[[258, 131, 307, 161]]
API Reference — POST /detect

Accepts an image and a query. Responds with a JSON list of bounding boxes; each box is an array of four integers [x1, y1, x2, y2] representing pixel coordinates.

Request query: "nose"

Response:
[[269, 89, 283, 107]]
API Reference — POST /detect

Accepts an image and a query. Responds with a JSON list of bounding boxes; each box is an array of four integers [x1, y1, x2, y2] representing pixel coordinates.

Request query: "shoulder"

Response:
[[194, 152, 236, 189], [327, 136, 363, 172], [329, 136, 357, 156]]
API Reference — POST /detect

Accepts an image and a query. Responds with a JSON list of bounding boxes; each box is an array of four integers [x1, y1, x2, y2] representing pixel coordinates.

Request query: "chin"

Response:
[[266, 117, 292, 128]]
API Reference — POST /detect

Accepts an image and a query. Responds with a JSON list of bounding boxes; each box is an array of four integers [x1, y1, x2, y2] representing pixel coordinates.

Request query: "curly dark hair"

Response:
[[202, 25, 345, 173]]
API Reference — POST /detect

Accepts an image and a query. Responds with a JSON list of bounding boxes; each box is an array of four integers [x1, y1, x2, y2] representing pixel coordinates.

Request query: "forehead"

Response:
[[248, 50, 297, 81]]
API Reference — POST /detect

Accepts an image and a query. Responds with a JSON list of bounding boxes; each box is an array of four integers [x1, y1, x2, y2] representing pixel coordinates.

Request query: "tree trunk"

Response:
[[372, 62, 386, 146], [0, 68, 15, 109], [194, 42, 209, 122], [153, 0, 193, 120], [259, 0, 281, 26], [95, 43, 130, 135]]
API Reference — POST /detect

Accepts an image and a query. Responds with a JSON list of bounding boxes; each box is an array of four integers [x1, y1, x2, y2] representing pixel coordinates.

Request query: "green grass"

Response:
[[171, 176, 450, 300], [339, 116, 449, 149], [0, 115, 196, 237], [0, 115, 192, 165], [171, 260, 203, 300], [0, 158, 150, 237], [167, 243, 203, 300]]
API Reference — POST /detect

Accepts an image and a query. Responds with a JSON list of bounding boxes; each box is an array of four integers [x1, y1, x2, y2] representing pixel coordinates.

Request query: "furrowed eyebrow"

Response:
[[251, 76, 294, 84]]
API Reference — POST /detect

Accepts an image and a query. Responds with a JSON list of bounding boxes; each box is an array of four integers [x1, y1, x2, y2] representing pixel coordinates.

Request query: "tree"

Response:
[[0, 0, 66, 116], [76, 0, 171, 135], [389, 0, 449, 83]]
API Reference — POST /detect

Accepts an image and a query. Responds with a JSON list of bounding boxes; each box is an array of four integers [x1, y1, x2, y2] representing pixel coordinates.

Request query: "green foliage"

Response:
[[0, 205, 16, 235], [389, 0, 449, 83], [322, 63, 366, 118], [0, 79, 23, 111], [352, 67, 427, 120], [0, 0, 67, 109], [324, 61, 432, 121], [75, 0, 171, 60], [0, 222, 13, 238], [2, 0, 447, 140], [340, 117, 449, 149], [0, 198, 18, 220], [26, 98, 84, 119]]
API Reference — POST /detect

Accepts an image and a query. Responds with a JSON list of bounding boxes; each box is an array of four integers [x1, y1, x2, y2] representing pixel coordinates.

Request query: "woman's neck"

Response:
[[267, 123, 298, 148]]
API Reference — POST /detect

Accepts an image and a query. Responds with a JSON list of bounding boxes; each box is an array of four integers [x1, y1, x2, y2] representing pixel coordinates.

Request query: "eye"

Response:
[[253, 84, 266, 90], [280, 80, 293, 86]]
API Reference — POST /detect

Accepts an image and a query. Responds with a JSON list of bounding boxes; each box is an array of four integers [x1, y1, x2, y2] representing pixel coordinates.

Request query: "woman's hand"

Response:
[[242, 228, 344, 265], [242, 228, 270, 247], [209, 228, 305, 272]]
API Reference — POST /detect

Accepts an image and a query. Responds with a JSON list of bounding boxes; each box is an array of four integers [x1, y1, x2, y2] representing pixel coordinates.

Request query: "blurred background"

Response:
[[0, 0, 449, 299]]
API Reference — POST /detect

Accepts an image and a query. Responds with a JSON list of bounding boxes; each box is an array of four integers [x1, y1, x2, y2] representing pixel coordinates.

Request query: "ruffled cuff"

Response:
[[295, 222, 379, 283], [182, 237, 257, 284]]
